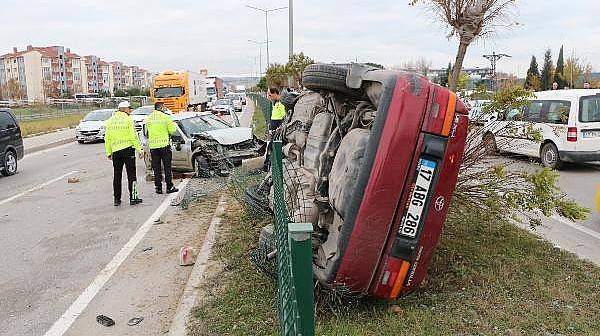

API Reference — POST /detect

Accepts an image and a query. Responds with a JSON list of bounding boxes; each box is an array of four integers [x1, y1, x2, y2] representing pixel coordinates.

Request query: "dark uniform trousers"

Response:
[[112, 146, 137, 201], [150, 146, 174, 190]]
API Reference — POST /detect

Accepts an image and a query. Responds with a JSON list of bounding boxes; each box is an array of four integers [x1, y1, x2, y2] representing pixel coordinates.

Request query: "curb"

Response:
[[25, 138, 75, 155], [168, 195, 227, 336]]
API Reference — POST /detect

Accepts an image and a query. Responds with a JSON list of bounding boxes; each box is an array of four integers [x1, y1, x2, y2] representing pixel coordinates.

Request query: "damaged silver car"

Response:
[[140, 112, 261, 177]]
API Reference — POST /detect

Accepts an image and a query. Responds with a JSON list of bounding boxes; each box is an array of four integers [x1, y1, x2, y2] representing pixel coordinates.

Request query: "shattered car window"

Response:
[[177, 115, 230, 136]]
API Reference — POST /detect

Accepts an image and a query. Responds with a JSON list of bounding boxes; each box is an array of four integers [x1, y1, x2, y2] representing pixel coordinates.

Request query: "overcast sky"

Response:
[[3, 0, 600, 77]]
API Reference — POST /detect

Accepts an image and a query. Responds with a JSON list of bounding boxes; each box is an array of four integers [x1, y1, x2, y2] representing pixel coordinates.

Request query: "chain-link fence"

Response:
[[271, 140, 315, 336], [248, 93, 271, 126]]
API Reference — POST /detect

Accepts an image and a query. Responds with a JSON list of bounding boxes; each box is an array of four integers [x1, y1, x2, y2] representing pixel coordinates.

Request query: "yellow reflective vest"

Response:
[[104, 111, 142, 156], [145, 110, 177, 149], [271, 101, 286, 121]]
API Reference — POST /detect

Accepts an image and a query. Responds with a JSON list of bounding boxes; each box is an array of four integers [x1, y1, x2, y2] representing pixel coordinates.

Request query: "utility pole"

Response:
[[247, 5, 287, 70], [483, 52, 511, 91], [289, 0, 293, 59]]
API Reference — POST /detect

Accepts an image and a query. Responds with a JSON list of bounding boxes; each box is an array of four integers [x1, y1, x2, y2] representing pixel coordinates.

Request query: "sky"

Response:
[[3, 0, 600, 77]]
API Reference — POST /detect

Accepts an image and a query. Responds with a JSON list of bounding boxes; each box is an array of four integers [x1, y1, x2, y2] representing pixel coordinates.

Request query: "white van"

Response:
[[482, 89, 600, 169]]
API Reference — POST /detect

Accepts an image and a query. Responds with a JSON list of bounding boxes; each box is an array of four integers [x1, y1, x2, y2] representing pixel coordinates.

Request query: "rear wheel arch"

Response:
[[540, 141, 563, 169]]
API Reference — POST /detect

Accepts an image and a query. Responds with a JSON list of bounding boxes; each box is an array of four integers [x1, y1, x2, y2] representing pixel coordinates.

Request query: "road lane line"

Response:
[[0, 171, 79, 206], [43, 178, 190, 336], [551, 214, 600, 240], [168, 195, 226, 336]]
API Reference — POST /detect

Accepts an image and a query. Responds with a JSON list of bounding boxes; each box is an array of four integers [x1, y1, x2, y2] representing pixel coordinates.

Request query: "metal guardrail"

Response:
[[271, 140, 315, 336]]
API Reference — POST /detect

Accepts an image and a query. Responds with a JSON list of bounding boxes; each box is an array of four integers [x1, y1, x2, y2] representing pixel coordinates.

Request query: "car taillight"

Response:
[[422, 87, 463, 137], [567, 127, 578, 142], [441, 93, 457, 136], [372, 256, 411, 299]]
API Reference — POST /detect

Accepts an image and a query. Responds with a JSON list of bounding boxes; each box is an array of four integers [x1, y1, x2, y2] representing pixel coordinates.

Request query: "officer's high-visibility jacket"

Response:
[[271, 101, 286, 121], [145, 110, 177, 149], [104, 111, 142, 156]]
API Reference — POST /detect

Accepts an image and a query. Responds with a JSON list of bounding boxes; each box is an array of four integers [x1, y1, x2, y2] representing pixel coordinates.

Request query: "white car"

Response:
[[140, 112, 260, 176], [75, 109, 114, 143], [131, 105, 172, 132], [467, 99, 495, 124], [211, 99, 240, 127], [482, 89, 600, 169]]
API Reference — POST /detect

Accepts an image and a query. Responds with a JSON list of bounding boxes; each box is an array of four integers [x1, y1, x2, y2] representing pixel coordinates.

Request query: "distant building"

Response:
[[0, 45, 153, 100]]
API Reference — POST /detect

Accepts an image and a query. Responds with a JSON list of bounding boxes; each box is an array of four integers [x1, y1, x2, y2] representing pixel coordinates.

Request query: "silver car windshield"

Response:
[[178, 115, 230, 136]]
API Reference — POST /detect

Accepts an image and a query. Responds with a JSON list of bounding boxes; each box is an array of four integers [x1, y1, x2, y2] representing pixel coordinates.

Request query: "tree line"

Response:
[[525, 46, 595, 91]]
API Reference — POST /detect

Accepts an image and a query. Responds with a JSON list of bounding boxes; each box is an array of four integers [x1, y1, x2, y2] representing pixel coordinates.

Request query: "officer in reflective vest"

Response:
[[145, 102, 178, 194], [263, 87, 286, 171], [105, 101, 144, 206]]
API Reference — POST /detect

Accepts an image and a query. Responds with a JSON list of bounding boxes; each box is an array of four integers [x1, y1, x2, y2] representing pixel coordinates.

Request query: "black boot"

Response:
[[166, 186, 179, 194], [130, 198, 143, 205]]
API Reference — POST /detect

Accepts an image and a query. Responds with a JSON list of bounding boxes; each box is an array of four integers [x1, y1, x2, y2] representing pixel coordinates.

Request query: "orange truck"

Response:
[[152, 70, 208, 113]]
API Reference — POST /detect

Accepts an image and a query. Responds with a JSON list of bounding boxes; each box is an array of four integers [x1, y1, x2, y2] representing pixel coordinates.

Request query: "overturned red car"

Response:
[[250, 63, 468, 299]]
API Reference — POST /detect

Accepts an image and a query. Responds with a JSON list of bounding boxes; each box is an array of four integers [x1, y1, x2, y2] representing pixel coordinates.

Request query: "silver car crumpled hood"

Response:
[[203, 127, 253, 145]]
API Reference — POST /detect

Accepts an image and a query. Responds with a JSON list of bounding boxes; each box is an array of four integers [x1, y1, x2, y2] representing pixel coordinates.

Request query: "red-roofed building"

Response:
[[0, 45, 152, 100]]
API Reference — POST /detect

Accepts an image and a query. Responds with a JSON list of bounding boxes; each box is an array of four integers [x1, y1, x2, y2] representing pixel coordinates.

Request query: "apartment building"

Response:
[[0, 45, 153, 100]]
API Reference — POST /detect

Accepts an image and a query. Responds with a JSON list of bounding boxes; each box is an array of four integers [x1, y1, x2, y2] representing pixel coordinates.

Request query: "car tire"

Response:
[[483, 133, 498, 155], [194, 156, 212, 178], [1, 150, 17, 176], [540, 142, 563, 170], [302, 64, 362, 97], [77, 140, 85, 144]]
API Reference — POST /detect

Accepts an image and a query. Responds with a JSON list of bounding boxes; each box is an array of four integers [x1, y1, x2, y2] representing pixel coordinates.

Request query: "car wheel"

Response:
[[1, 150, 17, 176], [540, 143, 563, 169], [194, 156, 212, 178], [302, 64, 362, 97], [483, 133, 498, 155], [77, 140, 85, 144]]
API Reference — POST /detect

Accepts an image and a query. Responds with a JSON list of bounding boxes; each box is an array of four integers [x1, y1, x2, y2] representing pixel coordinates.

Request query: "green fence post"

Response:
[[288, 223, 314, 336]]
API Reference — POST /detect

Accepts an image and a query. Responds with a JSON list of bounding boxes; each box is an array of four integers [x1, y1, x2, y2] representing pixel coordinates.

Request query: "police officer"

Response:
[[105, 101, 144, 206], [263, 87, 286, 171], [145, 102, 178, 194]]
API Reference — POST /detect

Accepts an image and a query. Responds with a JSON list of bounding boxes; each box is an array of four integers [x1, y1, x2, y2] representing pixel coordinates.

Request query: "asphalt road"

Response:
[[0, 141, 167, 336], [0, 104, 256, 336]]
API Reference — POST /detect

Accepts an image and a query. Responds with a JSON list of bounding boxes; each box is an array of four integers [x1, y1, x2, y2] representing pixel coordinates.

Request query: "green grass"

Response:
[[11, 106, 95, 117], [192, 201, 600, 336], [251, 98, 268, 140], [19, 113, 86, 136]]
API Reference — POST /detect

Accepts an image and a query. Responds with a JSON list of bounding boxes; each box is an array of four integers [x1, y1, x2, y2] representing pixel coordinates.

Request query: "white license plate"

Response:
[[583, 130, 600, 138], [398, 158, 437, 238]]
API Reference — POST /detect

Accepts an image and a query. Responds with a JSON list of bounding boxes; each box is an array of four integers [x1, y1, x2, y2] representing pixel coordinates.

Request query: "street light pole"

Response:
[[248, 39, 270, 76], [247, 5, 287, 70], [289, 0, 293, 59]]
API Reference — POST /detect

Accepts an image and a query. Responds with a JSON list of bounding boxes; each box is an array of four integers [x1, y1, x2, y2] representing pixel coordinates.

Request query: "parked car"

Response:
[[140, 112, 260, 177], [75, 109, 114, 143], [467, 99, 495, 124], [247, 63, 469, 300], [0, 108, 24, 176], [131, 105, 172, 132], [482, 89, 600, 169], [226, 93, 244, 112], [211, 99, 240, 127]]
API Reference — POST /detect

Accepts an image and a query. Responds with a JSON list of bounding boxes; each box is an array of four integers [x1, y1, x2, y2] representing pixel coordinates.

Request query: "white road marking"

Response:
[[551, 214, 600, 240], [168, 195, 226, 336], [0, 171, 79, 206], [43, 179, 190, 336], [23, 142, 76, 159]]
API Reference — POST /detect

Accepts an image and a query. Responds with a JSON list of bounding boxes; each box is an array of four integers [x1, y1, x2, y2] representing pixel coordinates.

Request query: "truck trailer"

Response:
[[153, 70, 208, 113]]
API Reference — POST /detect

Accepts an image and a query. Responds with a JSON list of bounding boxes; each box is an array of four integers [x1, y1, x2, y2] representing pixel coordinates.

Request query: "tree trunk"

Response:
[[449, 40, 470, 92]]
